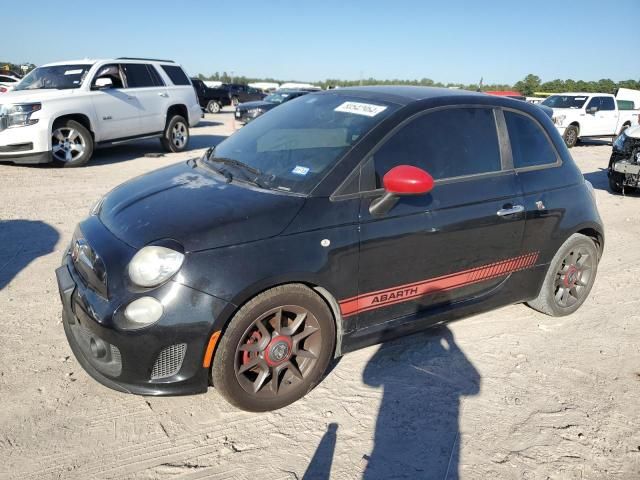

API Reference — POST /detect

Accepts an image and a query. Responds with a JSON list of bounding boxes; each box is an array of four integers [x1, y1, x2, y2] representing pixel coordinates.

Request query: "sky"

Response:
[[4, 0, 639, 85]]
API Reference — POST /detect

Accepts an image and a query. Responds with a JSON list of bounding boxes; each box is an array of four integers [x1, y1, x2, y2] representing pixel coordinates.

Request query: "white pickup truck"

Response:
[[0, 58, 201, 167], [541, 92, 639, 148]]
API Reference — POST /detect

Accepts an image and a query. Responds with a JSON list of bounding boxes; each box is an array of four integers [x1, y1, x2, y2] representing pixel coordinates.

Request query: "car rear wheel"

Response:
[[527, 233, 599, 316], [211, 284, 335, 412], [207, 100, 221, 114], [563, 125, 579, 148], [160, 115, 189, 153], [51, 119, 94, 167]]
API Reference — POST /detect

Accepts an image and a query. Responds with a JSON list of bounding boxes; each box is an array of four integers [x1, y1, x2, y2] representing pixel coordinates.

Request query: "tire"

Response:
[[160, 115, 189, 153], [563, 125, 579, 148], [231, 96, 239, 107], [207, 100, 221, 114], [527, 233, 599, 317], [51, 119, 93, 167], [211, 284, 336, 412]]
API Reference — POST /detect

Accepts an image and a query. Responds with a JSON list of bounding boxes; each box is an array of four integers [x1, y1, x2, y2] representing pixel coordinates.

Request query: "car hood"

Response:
[[0, 88, 78, 103], [237, 100, 275, 110], [99, 160, 305, 251]]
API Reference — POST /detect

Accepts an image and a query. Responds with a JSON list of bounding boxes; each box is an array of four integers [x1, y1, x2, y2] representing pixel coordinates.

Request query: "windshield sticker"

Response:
[[335, 101, 387, 117], [292, 166, 310, 176], [575, 97, 586, 100], [64, 69, 83, 75]]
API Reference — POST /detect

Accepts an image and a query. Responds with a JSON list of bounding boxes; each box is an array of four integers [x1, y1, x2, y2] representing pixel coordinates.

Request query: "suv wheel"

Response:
[[51, 119, 93, 167], [161, 115, 189, 152], [211, 284, 335, 412], [207, 100, 221, 114], [563, 125, 579, 148], [527, 233, 599, 316]]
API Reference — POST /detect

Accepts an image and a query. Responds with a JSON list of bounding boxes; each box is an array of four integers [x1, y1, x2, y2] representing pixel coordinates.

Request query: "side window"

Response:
[[147, 65, 165, 87], [504, 111, 557, 168], [600, 96, 615, 111], [160, 65, 191, 86], [92, 64, 125, 89], [372, 107, 501, 187], [121, 63, 155, 88]]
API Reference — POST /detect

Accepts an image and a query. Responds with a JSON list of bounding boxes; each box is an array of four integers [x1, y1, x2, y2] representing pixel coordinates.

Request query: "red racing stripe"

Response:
[[339, 252, 539, 317]]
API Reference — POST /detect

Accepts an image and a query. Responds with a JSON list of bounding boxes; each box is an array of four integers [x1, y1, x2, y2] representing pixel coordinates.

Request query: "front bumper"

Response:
[[0, 150, 50, 164], [0, 121, 51, 163], [55, 220, 230, 396]]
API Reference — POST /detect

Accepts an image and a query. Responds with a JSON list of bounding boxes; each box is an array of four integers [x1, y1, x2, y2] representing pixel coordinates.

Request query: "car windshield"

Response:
[[14, 64, 91, 91], [204, 93, 398, 194], [264, 92, 294, 104], [541, 95, 588, 109]]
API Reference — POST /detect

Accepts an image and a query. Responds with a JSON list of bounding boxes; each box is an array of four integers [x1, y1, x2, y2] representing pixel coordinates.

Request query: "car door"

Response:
[[584, 96, 615, 136], [120, 63, 168, 135], [348, 106, 526, 329], [89, 64, 141, 141]]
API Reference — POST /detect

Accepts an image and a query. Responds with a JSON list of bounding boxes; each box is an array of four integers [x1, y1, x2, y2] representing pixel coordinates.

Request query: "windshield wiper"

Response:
[[208, 156, 267, 188]]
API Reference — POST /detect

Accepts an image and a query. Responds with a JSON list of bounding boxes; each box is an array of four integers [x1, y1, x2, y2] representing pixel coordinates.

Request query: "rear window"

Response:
[[160, 65, 190, 86], [617, 99, 636, 110], [504, 111, 558, 168]]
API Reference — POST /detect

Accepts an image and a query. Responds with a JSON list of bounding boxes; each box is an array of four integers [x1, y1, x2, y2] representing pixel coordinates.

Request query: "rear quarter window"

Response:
[[160, 65, 191, 86], [504, 111, 558, 168]]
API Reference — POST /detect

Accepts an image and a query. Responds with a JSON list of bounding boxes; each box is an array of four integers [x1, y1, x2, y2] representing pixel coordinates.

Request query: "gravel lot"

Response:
[[1, 111, 639, 480]]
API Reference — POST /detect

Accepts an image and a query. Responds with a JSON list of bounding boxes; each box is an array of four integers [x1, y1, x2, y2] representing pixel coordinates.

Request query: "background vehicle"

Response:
[[0, 71, 21, 93], [221, 83, 266, 106], [542, 93, 639, 147], [57, 87, 603, 411], [485, 90, 526, 101], [234, 89, 310, 123], [608, 124, 640, 193], [0, 57, 201, 167], [191, 78, 231, 113]]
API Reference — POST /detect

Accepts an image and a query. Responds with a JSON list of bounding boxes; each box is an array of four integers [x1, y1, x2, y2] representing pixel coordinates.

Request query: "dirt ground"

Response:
[[1, 111, 638, 480]]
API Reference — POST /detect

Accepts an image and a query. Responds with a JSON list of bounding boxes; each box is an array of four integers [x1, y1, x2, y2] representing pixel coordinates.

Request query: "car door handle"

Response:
[[497, 205, 524, 217], [158, 92, 169, 98]]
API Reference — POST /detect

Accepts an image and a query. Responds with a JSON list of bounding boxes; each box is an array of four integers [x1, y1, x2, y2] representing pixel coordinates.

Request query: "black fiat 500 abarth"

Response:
[[56, 87, 604, 411]]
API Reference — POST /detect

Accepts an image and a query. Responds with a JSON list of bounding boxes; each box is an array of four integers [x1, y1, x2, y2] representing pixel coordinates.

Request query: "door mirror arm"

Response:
[[369, 165, 435, 216]]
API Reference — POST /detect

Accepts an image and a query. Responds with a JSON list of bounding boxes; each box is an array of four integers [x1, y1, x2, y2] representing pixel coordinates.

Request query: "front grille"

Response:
[[151, 343, 187, 379]]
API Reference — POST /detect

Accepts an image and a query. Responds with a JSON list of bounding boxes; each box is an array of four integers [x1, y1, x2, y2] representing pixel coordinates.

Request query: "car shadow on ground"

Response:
[[89, 134, 228, 166], [0, 219, 59, 291], [303, 326, 480, 480], [583, 168, 640, 196], [577, 138, 612, 147]]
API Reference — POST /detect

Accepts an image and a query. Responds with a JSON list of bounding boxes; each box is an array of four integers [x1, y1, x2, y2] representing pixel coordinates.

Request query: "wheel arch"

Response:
[[576, 226, 604, 259], [52, 113, 94, 139], [166, 104, 188, 123]]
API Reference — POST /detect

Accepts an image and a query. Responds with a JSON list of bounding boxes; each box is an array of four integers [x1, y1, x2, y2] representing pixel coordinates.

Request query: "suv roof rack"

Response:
[[116, 57, 175, 63]]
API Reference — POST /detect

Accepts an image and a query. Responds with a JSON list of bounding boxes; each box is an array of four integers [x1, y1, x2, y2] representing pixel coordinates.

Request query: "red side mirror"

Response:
[[383, 165, 434, 196]]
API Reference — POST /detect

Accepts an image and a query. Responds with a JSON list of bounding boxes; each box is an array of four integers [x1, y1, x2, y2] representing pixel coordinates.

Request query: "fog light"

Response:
[[122, 297, 163, 330]]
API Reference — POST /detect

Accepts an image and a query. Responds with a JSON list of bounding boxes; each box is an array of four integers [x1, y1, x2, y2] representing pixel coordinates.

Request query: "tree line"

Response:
[[4, 62, 640, 96], [198, 71, 640, 96]]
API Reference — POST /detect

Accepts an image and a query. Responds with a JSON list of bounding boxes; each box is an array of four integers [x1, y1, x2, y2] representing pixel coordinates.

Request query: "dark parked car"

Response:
[[57, 87, 604, 412], [234, 89, 310, 123], [191, 78, 231, 113], [608, 124, 640, 193], [221, 83, 266, 106]]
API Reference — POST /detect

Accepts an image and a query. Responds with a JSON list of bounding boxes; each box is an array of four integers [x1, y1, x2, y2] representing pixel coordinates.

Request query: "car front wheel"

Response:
[[563, 125, 579, 148], [527, 233, 599, 316], [211, 284, 335, 412], [51, 119, 94, 167]]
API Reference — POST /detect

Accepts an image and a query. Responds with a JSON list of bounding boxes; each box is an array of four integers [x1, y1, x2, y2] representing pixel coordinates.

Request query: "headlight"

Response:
[[0, 103, 41, 129], [553, 115, 566, 126], [119, 297, 164, 329], [89, 196, 104, 216], [128, 246, 184, 287]]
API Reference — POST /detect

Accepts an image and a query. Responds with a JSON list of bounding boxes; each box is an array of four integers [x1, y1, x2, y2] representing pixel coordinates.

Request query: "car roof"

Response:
[[552, 92, 611, 97], [318, 85, 487, 106], [41, 58, 177, 67]]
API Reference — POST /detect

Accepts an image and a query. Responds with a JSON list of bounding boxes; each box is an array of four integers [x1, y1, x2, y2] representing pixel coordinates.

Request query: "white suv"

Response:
[[0, 58, 201, 167]]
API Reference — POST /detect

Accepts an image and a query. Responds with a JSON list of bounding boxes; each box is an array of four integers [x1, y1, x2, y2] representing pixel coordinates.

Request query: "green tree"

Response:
[[514, 74, 541, 96]]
